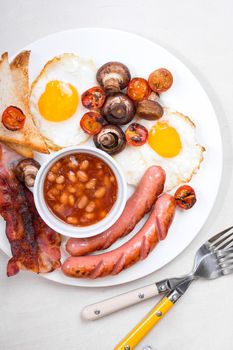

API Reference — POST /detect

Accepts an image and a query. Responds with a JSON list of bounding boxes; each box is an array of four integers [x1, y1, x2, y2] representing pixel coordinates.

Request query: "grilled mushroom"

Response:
[[102, 93, 135, 125], [15, 158, 41, 187], [96, 62, 131, 94], [93, 125, 126, 155], [136, 99, 163, 120]]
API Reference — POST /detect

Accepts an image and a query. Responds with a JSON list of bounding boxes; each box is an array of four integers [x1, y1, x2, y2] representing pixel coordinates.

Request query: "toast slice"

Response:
[[5, 142, 33, 158], [9, 51, 34, 158], [0, 51, 49, 153]]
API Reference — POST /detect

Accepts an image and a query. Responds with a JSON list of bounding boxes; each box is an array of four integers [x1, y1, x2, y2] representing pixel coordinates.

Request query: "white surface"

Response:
[[0, 0, 233, 349], [0, 28, 222, 287]]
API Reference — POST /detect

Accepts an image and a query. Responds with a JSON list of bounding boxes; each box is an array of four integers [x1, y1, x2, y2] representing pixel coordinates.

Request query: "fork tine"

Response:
[[213, 233, 233, 249], [218, 237, 233, 250], [216, 248, 233, 258], [208, 227, 233, 249], [208, 226, 233, 244], [217, 248, 233, 270], [220, 265, 233, 275], [219, 259, 233, 268]]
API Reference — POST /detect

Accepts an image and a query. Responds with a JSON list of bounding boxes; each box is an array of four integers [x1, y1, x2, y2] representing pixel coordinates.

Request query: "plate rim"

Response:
[[1, 27, 223, 287]]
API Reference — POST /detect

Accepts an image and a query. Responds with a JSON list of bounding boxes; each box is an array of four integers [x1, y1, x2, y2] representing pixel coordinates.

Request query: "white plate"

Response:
[[0, 28, 222, 287]]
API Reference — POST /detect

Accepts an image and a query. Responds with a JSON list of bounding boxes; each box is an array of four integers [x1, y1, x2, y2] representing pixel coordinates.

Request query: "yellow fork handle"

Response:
[[114, 296, 174, 350]]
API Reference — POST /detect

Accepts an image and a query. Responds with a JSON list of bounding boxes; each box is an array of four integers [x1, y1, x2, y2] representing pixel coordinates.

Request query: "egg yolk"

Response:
[[38, 80, 79, 122], [148, 122, 182, 157]]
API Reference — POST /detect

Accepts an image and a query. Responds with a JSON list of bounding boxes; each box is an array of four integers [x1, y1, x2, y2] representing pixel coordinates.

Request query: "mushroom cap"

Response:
[[102, 92, 135, 125], [136, 100, 164, 120], [93, 125, 126, 155], [15, 158, 41, 187], [97, 62, 131, 93]]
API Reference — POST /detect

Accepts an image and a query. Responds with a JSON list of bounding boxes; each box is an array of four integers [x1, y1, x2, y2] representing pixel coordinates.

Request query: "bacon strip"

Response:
[[0, 153, 61, 276], [25, 189, 61, 273], [0, 163, 39, 275]]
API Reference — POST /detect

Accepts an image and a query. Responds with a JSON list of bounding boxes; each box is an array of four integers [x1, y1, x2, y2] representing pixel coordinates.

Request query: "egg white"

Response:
[[114, 108, 204, 191], [30, 54, 97, 149]]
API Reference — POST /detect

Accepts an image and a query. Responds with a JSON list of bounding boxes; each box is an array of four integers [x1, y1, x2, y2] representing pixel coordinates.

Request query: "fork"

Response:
[[82, 226, 233, 320], [114, 247, 233, 350]]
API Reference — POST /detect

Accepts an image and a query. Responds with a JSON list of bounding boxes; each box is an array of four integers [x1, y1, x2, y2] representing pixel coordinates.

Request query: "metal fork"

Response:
[[82, 226, 233, 321], [157, 225, 233, 287], [114, 247, 233, 350]]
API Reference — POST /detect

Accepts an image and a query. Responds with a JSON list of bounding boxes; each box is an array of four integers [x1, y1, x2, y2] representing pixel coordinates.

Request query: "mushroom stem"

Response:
[[93, 125, 126, 155], [102, 93, 135, 125], [111, 104, 127, 118], [99, 133, 117, 148], [103, 78, 120, 94], [97, 62, 131, 94]]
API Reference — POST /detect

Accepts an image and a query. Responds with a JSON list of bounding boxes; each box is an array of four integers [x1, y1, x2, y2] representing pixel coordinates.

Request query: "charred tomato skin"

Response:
[[80, 111, 106, 135], [125, 122, 148, 147], [2, 105, 26, 131], [174, 185, 196, 210], [148, 68, 173, 93], [81, 87, 106, 110], [127, 78, 151, 102]]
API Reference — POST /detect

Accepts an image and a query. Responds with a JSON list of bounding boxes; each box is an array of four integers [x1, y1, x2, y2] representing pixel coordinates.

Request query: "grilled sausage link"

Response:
[[66, 166, 166, 256], [62, 193, 176, 279]]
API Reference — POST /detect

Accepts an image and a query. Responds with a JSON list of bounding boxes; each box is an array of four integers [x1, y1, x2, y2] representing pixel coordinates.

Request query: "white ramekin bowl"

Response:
[[32, 146, 127, 238]]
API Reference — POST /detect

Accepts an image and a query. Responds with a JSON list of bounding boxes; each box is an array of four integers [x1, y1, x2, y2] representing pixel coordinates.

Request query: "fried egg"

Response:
[[114, 108, 204, 191], [30, 54, 97, 149]]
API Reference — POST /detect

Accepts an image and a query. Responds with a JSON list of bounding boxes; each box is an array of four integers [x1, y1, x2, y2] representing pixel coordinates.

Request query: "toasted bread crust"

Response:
[[43, 138, 62, 151], [5, 142, 34, 158], [10, 50, 30, 75], [0, 51, 49, 154]]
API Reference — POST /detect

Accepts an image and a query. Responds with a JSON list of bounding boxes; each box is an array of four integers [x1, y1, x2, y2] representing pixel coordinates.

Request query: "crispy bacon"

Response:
[[0, 147, 61, 276], [25, 189, 61, 273], [0, 163, 39, 275]]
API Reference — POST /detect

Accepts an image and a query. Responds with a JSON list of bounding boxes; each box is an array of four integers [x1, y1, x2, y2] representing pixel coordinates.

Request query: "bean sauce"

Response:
[[44, 153, 118, 227]]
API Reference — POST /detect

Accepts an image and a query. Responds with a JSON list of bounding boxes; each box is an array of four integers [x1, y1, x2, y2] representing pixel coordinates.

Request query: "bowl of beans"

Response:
[[32, 146, 127, 237]]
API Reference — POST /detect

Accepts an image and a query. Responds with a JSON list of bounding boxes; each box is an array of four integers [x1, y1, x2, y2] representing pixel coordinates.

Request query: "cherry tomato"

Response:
[[127, 78, 151, 102], [174, 185, 196, 210], [125, 122, 148, 147], [80, 111, 106, 135], [2, 106, 26, 131], [148, 68, 173, 93], [81, 87, 106, 110]]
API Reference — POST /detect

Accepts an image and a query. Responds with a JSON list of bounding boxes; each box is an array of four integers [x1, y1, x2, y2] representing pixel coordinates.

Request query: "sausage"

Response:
[[66, 166, 166, 256], [62, 193, 176, 279]]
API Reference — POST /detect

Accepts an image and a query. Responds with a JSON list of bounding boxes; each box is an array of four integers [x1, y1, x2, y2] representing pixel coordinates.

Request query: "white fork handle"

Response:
[[81, 283, 159, 320]]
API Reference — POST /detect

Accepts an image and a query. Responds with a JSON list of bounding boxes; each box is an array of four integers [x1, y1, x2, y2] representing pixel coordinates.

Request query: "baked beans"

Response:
[[44, 153, 118, 227]]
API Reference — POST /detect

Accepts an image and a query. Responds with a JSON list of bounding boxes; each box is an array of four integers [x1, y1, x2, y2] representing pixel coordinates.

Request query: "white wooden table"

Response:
[[1, 1, 233, 349]]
